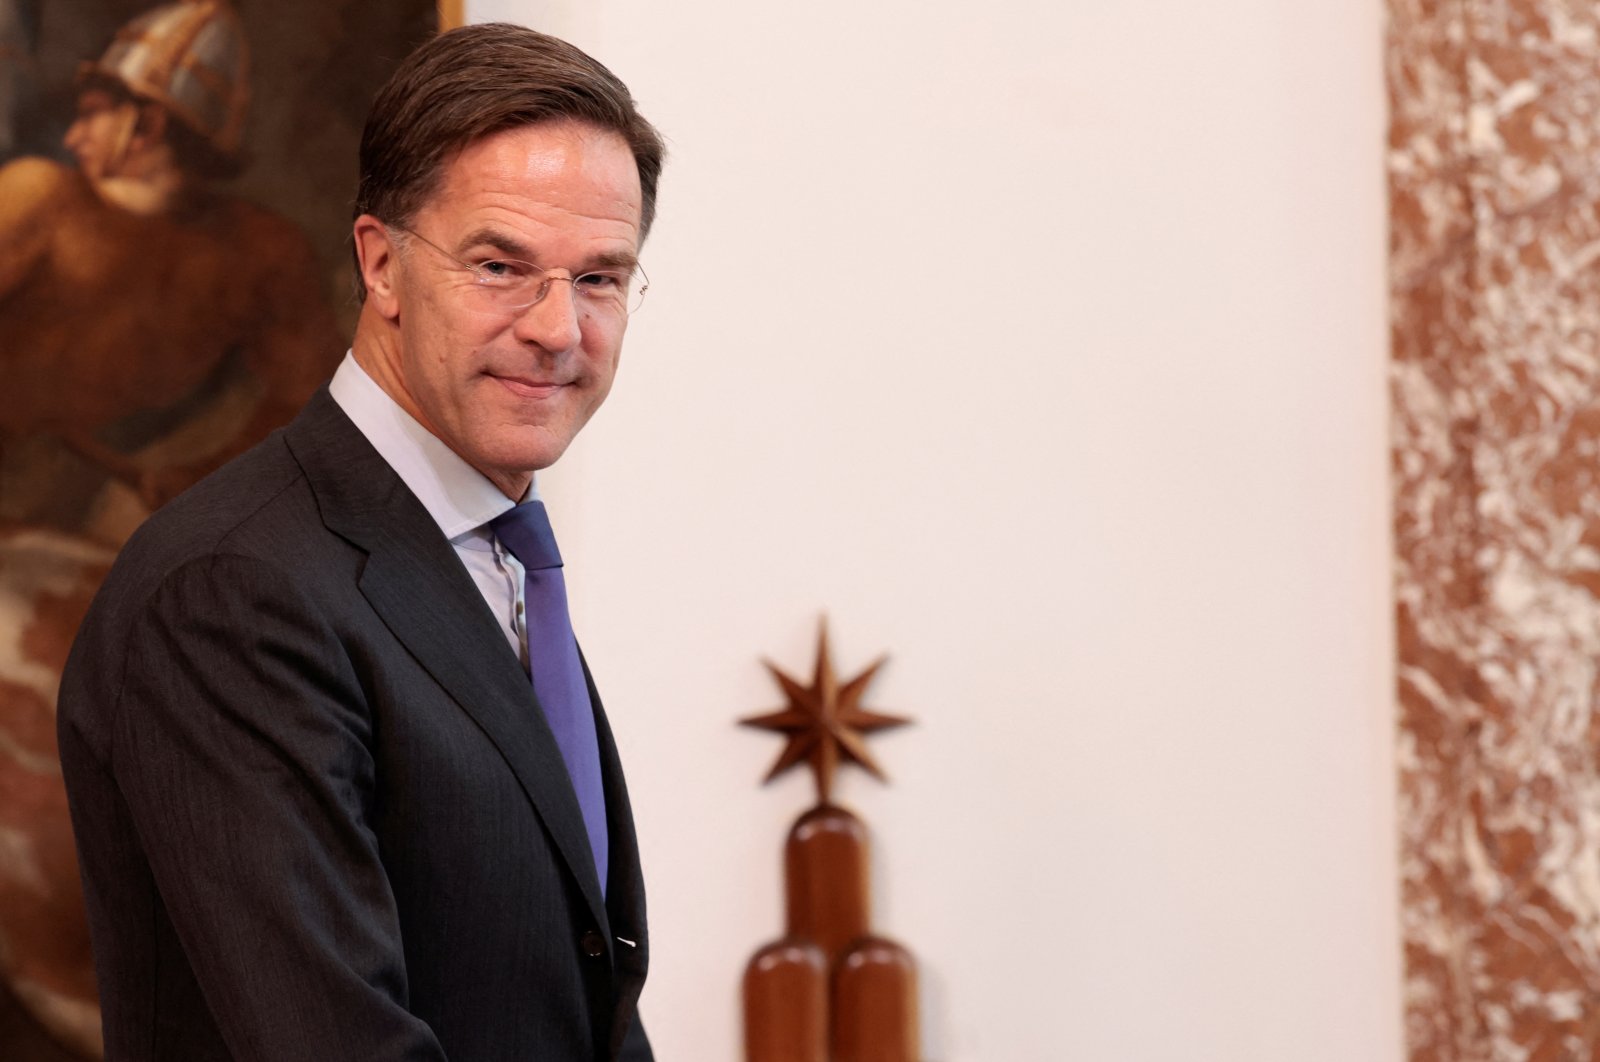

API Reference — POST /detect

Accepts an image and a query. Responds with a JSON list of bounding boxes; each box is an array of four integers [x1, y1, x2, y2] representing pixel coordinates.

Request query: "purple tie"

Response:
[[490, 500, 608, 894]]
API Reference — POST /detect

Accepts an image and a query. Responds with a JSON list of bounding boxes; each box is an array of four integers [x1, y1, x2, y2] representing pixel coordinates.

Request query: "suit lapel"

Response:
[[284, 390, 609, 931]]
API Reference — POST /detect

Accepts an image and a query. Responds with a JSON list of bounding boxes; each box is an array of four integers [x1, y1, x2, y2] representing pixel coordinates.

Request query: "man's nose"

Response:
[[512, 276, 582, 352]]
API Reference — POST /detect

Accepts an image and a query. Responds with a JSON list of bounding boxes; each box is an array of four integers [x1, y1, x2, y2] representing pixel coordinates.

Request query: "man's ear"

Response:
[[353, 215, 403, 320], [131, 103, 167, 151]]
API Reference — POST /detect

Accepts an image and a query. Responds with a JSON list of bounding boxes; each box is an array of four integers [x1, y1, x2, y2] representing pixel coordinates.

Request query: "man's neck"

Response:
[[93, 164, 187, 216], [351, 319, 532, 502]]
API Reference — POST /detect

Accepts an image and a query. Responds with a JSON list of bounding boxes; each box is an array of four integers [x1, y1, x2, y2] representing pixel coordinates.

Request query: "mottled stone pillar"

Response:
[[1391, 1, 1600, 1057]]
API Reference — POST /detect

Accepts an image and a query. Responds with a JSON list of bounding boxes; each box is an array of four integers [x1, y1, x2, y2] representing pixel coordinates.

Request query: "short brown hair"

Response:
[[352, 23, 665, 298]]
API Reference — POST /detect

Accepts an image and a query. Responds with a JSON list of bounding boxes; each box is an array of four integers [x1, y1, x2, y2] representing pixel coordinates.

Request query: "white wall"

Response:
[[469, 2, 1399, 1059]]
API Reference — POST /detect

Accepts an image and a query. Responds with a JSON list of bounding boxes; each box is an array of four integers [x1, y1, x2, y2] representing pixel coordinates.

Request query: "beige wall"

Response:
[[470, 2, 1399, 1058]]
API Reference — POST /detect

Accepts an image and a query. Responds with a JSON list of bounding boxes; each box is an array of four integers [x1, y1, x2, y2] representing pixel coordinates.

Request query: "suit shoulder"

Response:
[[125, 431, 310, 563], [61, 429, 350, 739], [96, 425, 356, 635]]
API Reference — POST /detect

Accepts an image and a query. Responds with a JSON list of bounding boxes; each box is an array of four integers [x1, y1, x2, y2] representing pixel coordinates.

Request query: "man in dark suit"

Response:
[[56, 23, 664, 1061]]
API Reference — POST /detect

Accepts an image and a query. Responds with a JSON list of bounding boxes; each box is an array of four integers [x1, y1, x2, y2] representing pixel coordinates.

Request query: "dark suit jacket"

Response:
[[58, 390, 651, 1061]]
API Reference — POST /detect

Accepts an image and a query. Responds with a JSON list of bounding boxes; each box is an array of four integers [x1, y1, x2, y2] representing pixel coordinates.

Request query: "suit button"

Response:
[[581, 930, 605, 957]]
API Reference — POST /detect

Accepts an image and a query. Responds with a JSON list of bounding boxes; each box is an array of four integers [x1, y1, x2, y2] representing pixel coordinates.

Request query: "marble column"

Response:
[[1391, 1, 1600, 1057]]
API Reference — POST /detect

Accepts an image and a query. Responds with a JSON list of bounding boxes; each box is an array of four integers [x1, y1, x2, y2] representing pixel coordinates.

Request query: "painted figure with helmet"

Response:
[[0, 0, 339, 542], [0, 3, 341, 1056]]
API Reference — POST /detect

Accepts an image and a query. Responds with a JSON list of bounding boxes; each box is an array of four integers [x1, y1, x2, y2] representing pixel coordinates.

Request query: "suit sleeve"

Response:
[[620, 1013, 653, 1061], [112, 554, 447, 1061]]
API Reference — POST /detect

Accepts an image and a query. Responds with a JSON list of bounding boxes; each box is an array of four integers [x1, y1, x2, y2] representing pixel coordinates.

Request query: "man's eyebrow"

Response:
[[457, 227, 535, 260], [588, 249, 640, 272], [457, 227, 638, 272]]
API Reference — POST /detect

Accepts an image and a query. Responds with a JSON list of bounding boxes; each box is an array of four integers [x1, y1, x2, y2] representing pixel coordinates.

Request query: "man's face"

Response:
[[375, 120, 642, 496], [63, 88, 133, 180]]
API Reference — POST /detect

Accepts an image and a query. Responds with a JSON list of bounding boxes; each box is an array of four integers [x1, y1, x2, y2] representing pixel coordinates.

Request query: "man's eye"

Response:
[[477, 260, 528, 281], [575, 272, 622, 291]]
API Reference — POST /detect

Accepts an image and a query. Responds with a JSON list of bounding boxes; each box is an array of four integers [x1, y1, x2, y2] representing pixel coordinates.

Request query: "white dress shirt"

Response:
[[328, 352, 533, 668]]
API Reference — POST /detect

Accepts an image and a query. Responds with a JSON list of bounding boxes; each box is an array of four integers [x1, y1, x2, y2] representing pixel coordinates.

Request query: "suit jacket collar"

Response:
[[283, 389, 614, 934], [325, 352, 522, 537]]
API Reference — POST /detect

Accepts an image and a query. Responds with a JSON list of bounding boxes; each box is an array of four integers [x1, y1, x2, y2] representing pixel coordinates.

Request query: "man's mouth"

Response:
[[491, 374, 567, 399]]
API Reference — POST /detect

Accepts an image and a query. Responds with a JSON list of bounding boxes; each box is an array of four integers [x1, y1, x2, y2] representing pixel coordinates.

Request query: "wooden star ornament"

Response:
[[741, 619, 911, 805]]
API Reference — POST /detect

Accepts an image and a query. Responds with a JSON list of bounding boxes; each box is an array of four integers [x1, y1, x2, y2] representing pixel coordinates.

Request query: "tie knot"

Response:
[[490, 500, 563, 570]]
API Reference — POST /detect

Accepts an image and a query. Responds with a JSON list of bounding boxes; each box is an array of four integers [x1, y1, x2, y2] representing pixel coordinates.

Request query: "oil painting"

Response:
[[0, 1, 443, 1056]]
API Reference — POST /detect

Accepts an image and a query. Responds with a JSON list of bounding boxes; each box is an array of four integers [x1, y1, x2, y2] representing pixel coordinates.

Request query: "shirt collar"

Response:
[[328, 352, 537, 540]]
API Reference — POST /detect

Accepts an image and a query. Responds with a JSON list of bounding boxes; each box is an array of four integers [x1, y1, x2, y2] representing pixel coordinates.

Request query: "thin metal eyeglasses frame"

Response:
[[388, 224, 648, 316]]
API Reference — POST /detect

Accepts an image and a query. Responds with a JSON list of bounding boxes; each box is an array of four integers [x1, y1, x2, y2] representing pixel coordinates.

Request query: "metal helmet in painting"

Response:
[[78, 0, 251, 159]]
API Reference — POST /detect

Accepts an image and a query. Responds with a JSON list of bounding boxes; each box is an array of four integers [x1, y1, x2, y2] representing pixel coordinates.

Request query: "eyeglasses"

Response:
[[392, 225, 648, 318]]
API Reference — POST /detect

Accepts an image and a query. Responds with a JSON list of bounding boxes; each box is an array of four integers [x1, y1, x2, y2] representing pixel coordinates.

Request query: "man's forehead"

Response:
[[427, 120, 642, 228]]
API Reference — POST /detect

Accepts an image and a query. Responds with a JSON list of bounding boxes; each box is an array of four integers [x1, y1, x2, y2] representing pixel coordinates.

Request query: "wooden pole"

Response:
[[743, 940, 828, 1062], [785, 805, 869, 966], [832, 936, 920, 1062]]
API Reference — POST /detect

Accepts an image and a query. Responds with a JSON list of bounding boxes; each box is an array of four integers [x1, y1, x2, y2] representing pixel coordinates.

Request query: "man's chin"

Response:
[[477, 435, 574, 483]]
